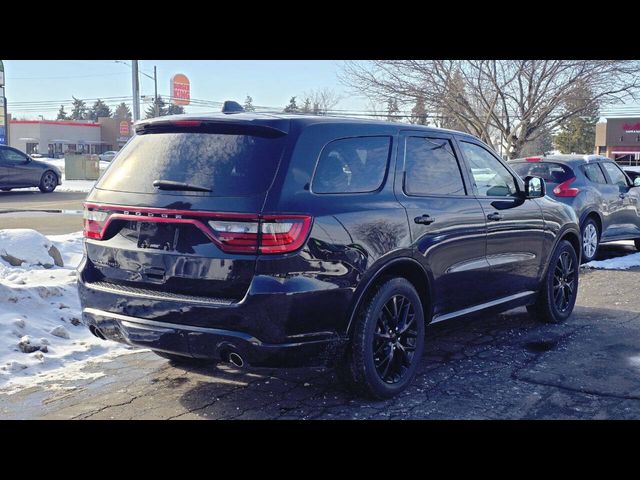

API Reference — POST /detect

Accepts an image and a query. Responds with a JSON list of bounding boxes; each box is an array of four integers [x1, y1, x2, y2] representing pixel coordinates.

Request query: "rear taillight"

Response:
[[259, 216, 312, 254], [208, 215, 312, 254], [526, 156, 543, 162], [83, 207, 109, 239], [83, 203, 312, 254], [553, 177, 580, 197]]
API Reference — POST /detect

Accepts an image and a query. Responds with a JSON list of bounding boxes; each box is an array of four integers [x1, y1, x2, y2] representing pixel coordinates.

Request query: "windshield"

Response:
[[511, 162, 573, 184], [96, 129, 287, 196]]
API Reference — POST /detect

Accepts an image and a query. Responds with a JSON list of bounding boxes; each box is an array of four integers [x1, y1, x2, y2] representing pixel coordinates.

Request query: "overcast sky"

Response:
[[3, 60, 370, 119]]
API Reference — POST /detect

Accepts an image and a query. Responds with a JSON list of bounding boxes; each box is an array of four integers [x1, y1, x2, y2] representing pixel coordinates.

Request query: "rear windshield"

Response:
[[510, 161, 573, 184], [96, 130, 287, 196]]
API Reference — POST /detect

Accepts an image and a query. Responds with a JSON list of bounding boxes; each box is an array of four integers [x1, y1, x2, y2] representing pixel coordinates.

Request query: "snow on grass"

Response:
[[0, 229, 132, 394]]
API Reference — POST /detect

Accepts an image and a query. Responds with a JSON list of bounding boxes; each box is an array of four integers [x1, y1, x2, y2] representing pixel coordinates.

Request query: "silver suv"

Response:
[[510, 154, 640, 262]]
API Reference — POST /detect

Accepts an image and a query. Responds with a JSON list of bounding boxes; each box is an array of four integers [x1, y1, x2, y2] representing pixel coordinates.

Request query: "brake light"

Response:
[[208, 215, 312, 254], [83, 207, 109, 239], [208, 220, 260, 253], [171, 120, 202, 127], [260, 216, 312, 254], [83, 203, 312, 254], [553, 177, 580, 197], [526, 157, 543, 162]]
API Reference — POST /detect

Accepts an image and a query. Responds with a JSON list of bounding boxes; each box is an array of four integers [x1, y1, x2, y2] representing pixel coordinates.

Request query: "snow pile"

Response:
[[585, 253, 640, 270], [0, 230, 131, 393], [0, 229, 63, 268]]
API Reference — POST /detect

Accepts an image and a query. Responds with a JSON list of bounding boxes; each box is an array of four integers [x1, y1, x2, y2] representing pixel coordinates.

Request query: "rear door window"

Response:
[[311, 136, 391, 194], [511, 162, 573, 184], [583, 163, 607, 184], [96, 128, 287, 196], [404, 137, 466, 196], [601, 162, 630, 188]]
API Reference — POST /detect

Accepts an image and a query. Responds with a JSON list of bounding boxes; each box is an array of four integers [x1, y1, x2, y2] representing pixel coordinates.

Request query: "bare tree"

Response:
[[341, 60, 640, 158], [303, 87, 342, 115]]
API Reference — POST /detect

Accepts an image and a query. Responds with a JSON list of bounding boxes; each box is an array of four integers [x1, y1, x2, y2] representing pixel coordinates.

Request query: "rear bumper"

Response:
[[83, 307, 346, 367]]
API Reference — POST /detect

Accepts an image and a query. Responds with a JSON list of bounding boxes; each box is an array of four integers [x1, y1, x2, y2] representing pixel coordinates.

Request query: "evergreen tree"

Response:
[[70, 96, 87, 120], [115, 102, 132, 120], [166, 104, 185, 115], [243, 96, 255, 112], [554, 81, 599, 154], [56, 105, 69, 120], [386, 98, 400, 122], [145, 96, 167, 118], [283, 96, 299, 113], [410, 96, 428, 125], [88, 99, 112, 121]]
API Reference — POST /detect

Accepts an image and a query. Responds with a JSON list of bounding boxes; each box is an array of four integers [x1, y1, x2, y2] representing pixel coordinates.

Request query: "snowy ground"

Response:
[[0, 229, 131, 394]]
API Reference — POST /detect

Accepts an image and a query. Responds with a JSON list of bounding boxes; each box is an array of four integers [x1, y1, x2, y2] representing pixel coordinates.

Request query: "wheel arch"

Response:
[[579, 209, 603, 235], [344, 257, 432, 337]]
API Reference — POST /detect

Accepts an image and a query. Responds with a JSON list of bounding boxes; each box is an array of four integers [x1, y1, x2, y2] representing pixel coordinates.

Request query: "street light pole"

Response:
[[131, 60, 140, 122]]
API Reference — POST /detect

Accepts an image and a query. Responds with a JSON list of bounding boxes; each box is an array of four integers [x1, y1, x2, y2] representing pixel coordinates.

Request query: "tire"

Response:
[[527, 239, 579, 324], [337, 277, 425, 399], [580, 218, 599, 263], [38, 170, 58, 193], [153, 351, 216, 366]]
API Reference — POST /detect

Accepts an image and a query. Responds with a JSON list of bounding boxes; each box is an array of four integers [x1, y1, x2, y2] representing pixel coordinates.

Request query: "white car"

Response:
[[99, 151, 118, 162]]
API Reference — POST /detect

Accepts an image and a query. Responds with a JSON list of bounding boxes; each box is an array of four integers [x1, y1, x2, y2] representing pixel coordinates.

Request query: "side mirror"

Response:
[[524, 176, 545, 198], [634, 177, 640, 188]]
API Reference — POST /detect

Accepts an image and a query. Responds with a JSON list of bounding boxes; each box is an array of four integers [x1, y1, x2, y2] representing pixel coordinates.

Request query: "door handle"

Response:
[[487, 212, 504, 221], [414, 214, 436, 225]]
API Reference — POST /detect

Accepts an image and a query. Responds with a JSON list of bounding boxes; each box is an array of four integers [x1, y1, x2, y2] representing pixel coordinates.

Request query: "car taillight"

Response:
[[526, 156, 542, 162], [83, 207, 109, 239], [260, 216, 312, 254], [207, 215, 312, 254], [208, 220, 260, 253], [553, 177, 580, 197]]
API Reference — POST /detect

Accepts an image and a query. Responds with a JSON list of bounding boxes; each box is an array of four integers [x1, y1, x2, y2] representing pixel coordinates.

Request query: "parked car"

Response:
[[624, 168, 640, 184], [78, 112, 581, 398], [99, 151, 118, 162], [510, 155, 640, 262], [0, 145, 62, 193]]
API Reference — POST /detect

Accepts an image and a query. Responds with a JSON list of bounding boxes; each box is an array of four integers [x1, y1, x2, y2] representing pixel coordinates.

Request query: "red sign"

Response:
[[119, 121, 129, 136], [171, 74, 190, 106], [623, 122, 640, 133]]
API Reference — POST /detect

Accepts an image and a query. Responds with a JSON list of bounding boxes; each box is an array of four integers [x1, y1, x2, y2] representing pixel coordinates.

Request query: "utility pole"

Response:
[[132, 60, 140, 122], [154, 65, 158, 118], [0, 60, 7, 146]]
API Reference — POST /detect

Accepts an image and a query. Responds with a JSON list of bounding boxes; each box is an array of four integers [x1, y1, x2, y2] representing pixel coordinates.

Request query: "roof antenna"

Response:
[[222, 101, 244, 114]]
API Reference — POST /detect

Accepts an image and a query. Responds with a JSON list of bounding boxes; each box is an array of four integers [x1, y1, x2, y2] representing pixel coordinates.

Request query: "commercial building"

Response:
[[595, 117, 640, 166], [8, 117, 133, 158]]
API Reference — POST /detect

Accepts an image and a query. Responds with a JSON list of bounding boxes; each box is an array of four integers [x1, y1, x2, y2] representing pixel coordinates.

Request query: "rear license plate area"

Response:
[[137, 222, 179, 251]]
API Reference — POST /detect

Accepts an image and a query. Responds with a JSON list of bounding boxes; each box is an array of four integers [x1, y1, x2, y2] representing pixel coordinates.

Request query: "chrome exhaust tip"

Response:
[[228, 352, 244, 368]]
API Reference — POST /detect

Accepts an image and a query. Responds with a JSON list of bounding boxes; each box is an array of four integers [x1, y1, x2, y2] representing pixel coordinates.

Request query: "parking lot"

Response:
[[1, 191, 639, 419]]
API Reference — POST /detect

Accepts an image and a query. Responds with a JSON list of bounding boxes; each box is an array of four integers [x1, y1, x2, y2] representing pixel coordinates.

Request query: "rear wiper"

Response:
[[153, 180, 212, 192]]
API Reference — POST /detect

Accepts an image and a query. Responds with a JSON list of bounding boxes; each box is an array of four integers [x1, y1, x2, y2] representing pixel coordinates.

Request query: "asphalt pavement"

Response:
[[0, 192, 639, 419], [0, 191, 86, 234]]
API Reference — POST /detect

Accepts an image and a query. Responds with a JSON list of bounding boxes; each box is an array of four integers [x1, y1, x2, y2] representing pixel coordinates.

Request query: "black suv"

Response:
[[79, 112, 581, 398]]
